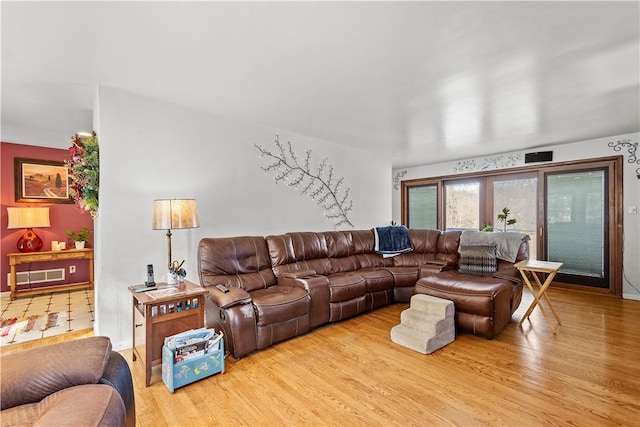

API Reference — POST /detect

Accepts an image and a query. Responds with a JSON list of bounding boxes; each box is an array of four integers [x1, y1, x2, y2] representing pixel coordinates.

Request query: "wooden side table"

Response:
[[128, 281, 208, 387], [8, 249, 94, 300], [515, 260, 563, 333]]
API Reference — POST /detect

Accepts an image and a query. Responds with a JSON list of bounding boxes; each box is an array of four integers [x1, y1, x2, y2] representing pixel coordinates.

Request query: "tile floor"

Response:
[[0, 289, 94, 347]]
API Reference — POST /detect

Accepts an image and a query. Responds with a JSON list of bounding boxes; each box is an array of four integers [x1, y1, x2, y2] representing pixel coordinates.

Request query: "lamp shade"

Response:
[[7, 207, 51, 229], [152, 199, 199, 230]]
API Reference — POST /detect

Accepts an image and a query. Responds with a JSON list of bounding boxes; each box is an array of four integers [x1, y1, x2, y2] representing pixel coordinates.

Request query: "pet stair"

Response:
[[390, 294, 455, 354]]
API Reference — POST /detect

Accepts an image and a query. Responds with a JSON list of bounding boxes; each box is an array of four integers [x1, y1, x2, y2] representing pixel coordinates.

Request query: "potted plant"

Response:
[[66, 227, 92, 249], [497, 207, 517, 232]]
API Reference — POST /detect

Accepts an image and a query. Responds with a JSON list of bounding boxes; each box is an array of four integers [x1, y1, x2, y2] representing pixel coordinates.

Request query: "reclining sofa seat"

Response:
[[267, 231, 386, 323], [346, 230, 395, 310], [198, 236, 311, 359]]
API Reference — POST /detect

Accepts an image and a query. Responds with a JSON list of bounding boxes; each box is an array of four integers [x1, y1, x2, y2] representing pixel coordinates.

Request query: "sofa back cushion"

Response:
[[198, 236, 276, 292], [436, 230, 462, 264], [323, 231, 359, 273], [1, 336, 111, 410], [350, 230, 390, 268], [266, 232, 332, 277], [323, 231, 353, 258], [393, 229, 440, 267]]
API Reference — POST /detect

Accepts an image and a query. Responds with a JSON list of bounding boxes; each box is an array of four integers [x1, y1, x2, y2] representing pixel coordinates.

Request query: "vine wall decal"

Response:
[[255, 135, 354, 229], [393, 170, 407, 190], [608, 139, 639, 176], [454, 153, 522, 172]]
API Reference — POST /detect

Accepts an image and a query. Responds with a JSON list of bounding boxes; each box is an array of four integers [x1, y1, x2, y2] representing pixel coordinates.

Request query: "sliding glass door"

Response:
[[491, 173, 538, 260], [545, 169, 608, 288], [401, 156, 621, 294]]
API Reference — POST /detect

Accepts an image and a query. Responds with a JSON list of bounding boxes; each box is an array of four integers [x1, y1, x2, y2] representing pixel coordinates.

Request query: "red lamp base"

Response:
[[17, 228, 43, 252]]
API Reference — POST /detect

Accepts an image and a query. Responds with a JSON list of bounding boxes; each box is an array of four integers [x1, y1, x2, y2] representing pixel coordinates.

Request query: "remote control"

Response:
[[216, 284, 229, 293], [134, 285, 157, 293]]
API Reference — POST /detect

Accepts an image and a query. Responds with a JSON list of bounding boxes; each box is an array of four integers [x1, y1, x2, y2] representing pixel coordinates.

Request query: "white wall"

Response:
[[392, 132, 640, 300], [94, 86, 392, 350]]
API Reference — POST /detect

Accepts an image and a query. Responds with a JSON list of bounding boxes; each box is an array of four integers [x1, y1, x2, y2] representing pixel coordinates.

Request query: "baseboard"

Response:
[[622, 293, 640, 301]]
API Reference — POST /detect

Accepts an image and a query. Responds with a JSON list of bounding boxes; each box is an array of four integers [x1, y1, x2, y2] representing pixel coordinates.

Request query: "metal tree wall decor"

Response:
[[255, 135, 354, 229]]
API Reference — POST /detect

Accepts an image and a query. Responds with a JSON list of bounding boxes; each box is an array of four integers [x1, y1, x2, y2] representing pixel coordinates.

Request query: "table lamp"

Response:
[[152, 199, 200, 269], [7, 207, 51, 252]]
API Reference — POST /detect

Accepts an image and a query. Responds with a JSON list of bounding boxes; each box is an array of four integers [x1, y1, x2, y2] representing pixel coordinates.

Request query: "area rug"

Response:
[[1, 312, 67, 338]]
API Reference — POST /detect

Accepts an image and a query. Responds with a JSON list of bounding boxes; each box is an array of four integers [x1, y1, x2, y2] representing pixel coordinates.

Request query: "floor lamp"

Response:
[[152, 199, 200, 269]]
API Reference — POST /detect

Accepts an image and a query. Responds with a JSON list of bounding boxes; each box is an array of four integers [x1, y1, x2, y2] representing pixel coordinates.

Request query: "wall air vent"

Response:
[[7, 268, 65, 286]]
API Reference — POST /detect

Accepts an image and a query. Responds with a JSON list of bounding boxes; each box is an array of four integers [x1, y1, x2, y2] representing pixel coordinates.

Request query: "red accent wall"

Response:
[[1, 142, 94, 293]]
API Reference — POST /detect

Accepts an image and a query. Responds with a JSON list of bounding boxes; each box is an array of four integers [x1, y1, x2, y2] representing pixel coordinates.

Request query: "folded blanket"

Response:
[[460, 230, 529, 263], [374, 225, 413, 257]]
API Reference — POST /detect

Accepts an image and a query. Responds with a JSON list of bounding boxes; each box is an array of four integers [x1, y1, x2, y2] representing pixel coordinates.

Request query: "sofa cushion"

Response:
[[458, 243, 497, 276], [351, 229, 389, 269], [324, 231, 363, 273], [392, 229, 440, 266], [384, 266, 419, 288], [326, 273, 367, 302], [359, 268, 395, 292], [1, 384, 126, 427], [323, 231, 353, 258], [416, 271, 514, 317], [251, 285, 310, 325], [199, 236, 276, 292], [1, 336, 111, 410], [350, 230, 376, 254], [267, 233, 332, 277], [436, 230, 462, 264]]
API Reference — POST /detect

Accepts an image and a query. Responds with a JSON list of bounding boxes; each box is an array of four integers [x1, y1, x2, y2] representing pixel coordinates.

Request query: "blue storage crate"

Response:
[[161, 334, 224, 393]]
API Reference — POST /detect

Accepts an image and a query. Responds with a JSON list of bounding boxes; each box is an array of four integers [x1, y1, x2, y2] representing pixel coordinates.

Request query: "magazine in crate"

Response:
[[164, 328, 223, 364]]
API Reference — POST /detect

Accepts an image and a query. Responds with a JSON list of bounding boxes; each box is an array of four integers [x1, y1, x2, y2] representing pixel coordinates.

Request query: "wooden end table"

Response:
[[128, 280, 208, 386], [515, 260, 563, 333]]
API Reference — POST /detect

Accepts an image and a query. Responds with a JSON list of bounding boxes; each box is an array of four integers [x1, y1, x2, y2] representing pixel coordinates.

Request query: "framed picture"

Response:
[[14, 158, 73, 203]]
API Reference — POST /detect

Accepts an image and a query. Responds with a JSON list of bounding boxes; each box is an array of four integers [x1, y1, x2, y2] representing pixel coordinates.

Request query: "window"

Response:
[[407, 185, 437, 229], [445, 180, 480, 230]]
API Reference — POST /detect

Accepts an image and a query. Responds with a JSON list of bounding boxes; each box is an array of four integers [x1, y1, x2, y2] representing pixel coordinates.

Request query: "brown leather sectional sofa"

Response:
[[198, 229, 529, 359]]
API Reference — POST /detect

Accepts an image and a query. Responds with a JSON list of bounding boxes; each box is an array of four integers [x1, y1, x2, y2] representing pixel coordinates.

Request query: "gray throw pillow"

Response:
[[458, 243, 497, 276]]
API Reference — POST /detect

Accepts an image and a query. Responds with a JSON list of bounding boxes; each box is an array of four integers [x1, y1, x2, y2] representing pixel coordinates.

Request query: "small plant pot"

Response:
[[75, 241, 86, 250]]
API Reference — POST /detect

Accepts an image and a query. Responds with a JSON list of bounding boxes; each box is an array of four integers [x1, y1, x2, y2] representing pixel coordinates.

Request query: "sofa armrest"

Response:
[[493, 261, 523, 284], [207, 286, 252, 308], [280, 269, 317, 279], [0, 336, 112, 410], [100, 351, 135, 427], [419, 260, 457, 278], [278, 274, 330, 328]]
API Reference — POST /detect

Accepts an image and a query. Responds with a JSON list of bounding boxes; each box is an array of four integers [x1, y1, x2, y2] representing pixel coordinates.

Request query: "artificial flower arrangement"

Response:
[[66, 132, 99, 218]]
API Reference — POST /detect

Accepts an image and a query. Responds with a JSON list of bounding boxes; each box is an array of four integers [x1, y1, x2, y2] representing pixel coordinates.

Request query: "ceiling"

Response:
[[2, 1, 639, 168]]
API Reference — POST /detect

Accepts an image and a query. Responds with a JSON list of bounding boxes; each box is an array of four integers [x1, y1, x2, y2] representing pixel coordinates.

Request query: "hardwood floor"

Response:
[[4, 287, 639, 426]]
